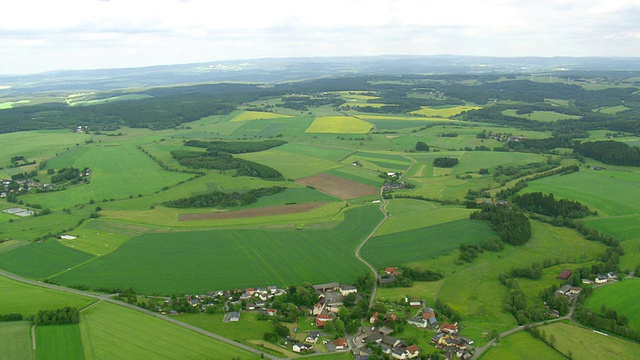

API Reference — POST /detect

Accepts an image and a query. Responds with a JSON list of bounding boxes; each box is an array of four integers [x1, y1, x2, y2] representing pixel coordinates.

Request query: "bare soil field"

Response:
[[296, 173, 378, 200], [178, 202, 327, 221]]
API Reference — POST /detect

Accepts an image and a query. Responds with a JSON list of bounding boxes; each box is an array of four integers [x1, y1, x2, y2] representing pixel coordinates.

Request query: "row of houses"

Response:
[[354, 327, 421, 359], [430, 322, 474, 359], [407, 306, 439, 329]]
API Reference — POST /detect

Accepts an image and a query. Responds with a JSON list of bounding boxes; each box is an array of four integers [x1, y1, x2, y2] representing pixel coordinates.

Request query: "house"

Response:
[[582, 279, 595, 285], [370, 311, 380, 324], [365, 333, 383, 344], [607, 272, 618, 281], [311, 301, 325, 315], [381, 335, 401, 348], [409, 298, 421, 308], [305, 331, 320, 344], [224, 311, 241, 322], [385, 267, 400, 275], [379, 274, 396, 285], [387, 172, 398, 177], [316, 313, 332, 327], [293, 343, 313, 353], [408, 317, 428, 328], [333, 338, 348, 350], [313, 282, 340, 292], [555, 284, 572, 296], [391, 347, 407, 359], [406, 345, 420, 358], [595, 274, 608, 284], [440, 322, 458, 334], [557, 269, 572, 280], [339, 285, 358, 296]]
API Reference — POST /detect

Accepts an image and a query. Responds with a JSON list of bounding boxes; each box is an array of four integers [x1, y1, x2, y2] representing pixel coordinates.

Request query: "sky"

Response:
[[1, 0, 639, 75]]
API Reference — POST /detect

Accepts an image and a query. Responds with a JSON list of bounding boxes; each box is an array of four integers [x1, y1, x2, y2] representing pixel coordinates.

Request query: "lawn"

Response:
[[21, 143, 193, 210], [522, 169, 640, 217], [79, 301, 260, 359], [36, 324, 83, 360], [361, 219, 495, 269], [0, 321, 32, 360], [480, 331, 564, 360], [53, 206, 384, 295], [540, 321, 640, 360], [0, 239, 94, 280], [305, 116, 372, 134], [584, 279, 640, 332], [0, 275, 95, 316]]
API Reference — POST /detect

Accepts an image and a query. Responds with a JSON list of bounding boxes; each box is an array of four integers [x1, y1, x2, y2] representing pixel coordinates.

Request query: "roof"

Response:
[[557, 269, 572, 280], [333, 338, 348, 347], [407, 345, 420, 353], [317, 314, 332, 320]]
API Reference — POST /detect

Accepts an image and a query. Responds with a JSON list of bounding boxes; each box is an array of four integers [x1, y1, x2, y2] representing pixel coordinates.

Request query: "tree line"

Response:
[[512, 192, 595, 218], [164, 186, 285, 208], [573, 140, 640, 166], [184, 139, 286, 154], [470, 205, 531, 246], [171, 149, 283, 180]]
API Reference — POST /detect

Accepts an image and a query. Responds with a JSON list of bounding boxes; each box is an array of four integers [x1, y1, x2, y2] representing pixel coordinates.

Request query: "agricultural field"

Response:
[[0, 99, 31, 109], [0, 275, 95, 316], [296, 173, 378, 200], [361, 218, 495, 268], [0, 321, 32, 360], [230, 110, 292, 122], [35, 324, 83, 360], [540, 321, 640, 360], [584, 279, 640, 332], [502, 109, 581, 122], [0, 130, 86, 169], [80, 302, 260, 359], [0, 239, 94, 279], [409, 105, 481, 117], [52, 206, 383, 294], [305, 116, 373, 134], [480, 331, 564, 360]]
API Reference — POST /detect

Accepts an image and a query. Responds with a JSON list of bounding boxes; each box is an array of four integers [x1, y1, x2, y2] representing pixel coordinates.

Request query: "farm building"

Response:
[[557, 269, 572, 280]]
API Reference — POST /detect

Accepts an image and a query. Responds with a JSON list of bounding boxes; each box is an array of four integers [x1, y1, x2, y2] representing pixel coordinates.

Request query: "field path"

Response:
[[0, 269, 280, 360], [355, 157, 416, 308]]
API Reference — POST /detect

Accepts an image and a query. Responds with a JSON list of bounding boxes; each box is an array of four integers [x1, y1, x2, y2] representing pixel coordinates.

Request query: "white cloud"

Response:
[[1, 0, 639, 74]]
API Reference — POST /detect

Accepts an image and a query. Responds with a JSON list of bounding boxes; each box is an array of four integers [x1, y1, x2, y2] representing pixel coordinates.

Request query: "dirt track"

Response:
[[296, 173, 378, 200], [178, 202, 327, 221]]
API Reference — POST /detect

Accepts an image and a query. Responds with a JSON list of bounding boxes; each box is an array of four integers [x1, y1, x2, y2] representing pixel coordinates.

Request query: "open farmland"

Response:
[[230, 110, 292, 122], [0, 275, 95, 316], [0, 322, 32, 360], [409, 105, 481, 117], [584, 279, 640, 332], [361, 218, 495, 268], [296, 173, 379, 199], [540, 321, 640, 360], [52, 206, 383, 294], [0, 239, 94, 279], [480, 331, 564, 360], [35, 324, 83, 360], [305, 116, 372, 134], [179, 201, 328, 220], [80, 301, 260, 359], [502, 109, 581, 122]]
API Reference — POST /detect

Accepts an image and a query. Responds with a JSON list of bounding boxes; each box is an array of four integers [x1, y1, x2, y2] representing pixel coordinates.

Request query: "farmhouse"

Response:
[[293, 343, 313, 353], [408, 317, 428, 328], [311, 301, 325, 315], [223, 311, 241, 322], [305, 331, 320, 344], [332, 337, 348, 350], [595, 274, 608, 284], [313, 282, 340, 292], [339, 284, 358, 296]]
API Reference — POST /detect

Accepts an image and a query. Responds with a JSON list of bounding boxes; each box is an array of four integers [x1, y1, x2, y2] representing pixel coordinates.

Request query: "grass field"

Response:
[[502, 109, 581, 122], [0, 130, 86, 169], [79, 301, 260, 359], [584, 279, 640, 332], [480, 331, 564, 360], [230, 110, 292, 122], [0, 321, 32, 360], [237, 148, 341, 179], [431, 220, 606, 344], [376, 202, 475, 236], [53, 206, 383, 294], [0, 239, 94, 279], [0, 99, 31, 109], [0, 275, 95, 316], [361, 219, 495, 269], [523, 169, 640, 217], [306, 116, 372, 134], [21, 143, 193, 210], [410, 105, 481, 117], [594, 105, 630, 114], [57, 219, 149, 256], [540, 321, 640, 360], [36, 324, 83, 360], [376, 280, 444, 302]]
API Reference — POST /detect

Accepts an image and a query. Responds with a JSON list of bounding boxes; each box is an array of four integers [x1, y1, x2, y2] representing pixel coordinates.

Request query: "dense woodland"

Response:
[[164, 186, 285, 208], [184, 139, 286, 154], [171, 149, 283, 180], [470, 205, 532, 246]]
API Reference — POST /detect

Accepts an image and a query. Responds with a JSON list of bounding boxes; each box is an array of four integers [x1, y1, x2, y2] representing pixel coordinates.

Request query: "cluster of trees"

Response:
[[171, 149, 283, 180], [506, 262, 543, 280], [415, 141, 430, 151], [433, 157, 458, 168], [458, 244, 483, 263], [512, 192, 594, 218], [573, 305, 640, 342], [277, 95, 345, 111], [50, 167, 89, 184], [0, 313, 24, 322], [184, 139, 286, 154], [398, 266, 443, 282], [164, 186, 285, 208], [470, 205, 531, 246], [505, 137, 571, 153], [30, 307, 79, 326], [434, 299, 462, 323], [573, 140, 640, 166]]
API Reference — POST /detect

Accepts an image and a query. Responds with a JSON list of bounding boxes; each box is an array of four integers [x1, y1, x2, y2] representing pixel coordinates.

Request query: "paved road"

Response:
[[0, 269, 279, 360]]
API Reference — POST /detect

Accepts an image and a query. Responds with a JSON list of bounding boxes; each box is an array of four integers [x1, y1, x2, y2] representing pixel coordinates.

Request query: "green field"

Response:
[[230, 110, 292, 122], [361, 218, 495, 268], [480, 331, 564, 360], [540, 321, 640, 360], [0, 130, 87, 169], [375, 280, 444, 302], [53, 206, 383, 294], [584, 279, 640, 332], [502, 109, 581, 122], [0, 321, 32, 360], [0, 239, 94, 279], [237, 148, 341, 179], [306, 116, 373, 134], [0, 275, 95, 316], [410, 105, 481, 117], [80, 302, 260, 359], [36, 324, 84, 360], [377, 202, 476, 236], [523, 169, 640, 217], [21, 143, 193, 210], [0, 99, 31, 109]]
